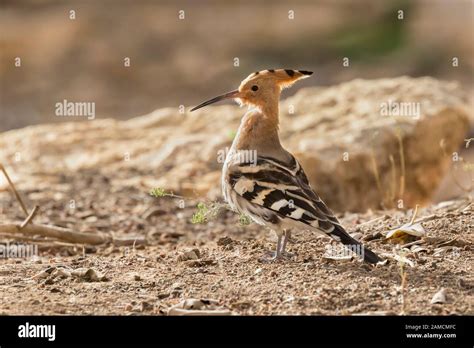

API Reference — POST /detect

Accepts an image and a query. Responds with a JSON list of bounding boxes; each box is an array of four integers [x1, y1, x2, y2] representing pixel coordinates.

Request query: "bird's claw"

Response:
[[281, 251, 296, 259], [259, 251, 282, 263], [259, 250, 295, 263]]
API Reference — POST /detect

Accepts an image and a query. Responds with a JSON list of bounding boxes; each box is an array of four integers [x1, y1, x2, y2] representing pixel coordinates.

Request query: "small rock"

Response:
[[157, 292, 170, 299], [31, 267, 56, 280], [170, 282, 184, 296], [71, 268, 107, 282], [141, 301, 154, 312], [363, 232, 384, 242], [217, 236, 234, 246], [177, 249, 200, 262], [44, 277, 55, 285], [430, 288, 447, 304], [185, 259, 216, 267], [167, 298, 231, 316]]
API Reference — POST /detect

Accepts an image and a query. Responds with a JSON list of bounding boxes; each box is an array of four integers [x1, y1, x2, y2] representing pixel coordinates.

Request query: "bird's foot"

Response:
[[259, 251, 283, 263], [280, 251, 296, 259], [258, 250, 295, 263]]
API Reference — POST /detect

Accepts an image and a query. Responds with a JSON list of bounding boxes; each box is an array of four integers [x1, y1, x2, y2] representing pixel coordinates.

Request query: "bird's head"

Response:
[[190, 69, 313, 112]]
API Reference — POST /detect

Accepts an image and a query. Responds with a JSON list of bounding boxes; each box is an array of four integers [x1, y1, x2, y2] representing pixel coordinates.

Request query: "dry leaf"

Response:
[[430, 288, 447, 304], [386, 222, 426, 240]]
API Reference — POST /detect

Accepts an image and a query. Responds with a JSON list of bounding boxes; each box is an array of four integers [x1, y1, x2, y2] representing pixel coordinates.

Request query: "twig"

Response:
[[409, 204, 419, 225], [399, 254, 408, 315], [1, 165, 147, 247], [357, 215, 387, 227], [0, 223, 108, 245], [460, 202, 472, 212], [113, 237, 147, 246], [19, 205, 39, 229], [0, 164, 29, 216], [435, 237, 460, 248], [413, 213, 437, 224], [0, 233, 45, 243], [401, 239, 425, 249], [0, 223, 146, 246]]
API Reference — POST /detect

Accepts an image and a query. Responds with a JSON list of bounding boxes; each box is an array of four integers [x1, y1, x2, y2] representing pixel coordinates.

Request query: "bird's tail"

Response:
[[329, 225, 383, 264]]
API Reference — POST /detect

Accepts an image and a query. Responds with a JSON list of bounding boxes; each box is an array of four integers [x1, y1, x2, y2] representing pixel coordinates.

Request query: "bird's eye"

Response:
[[251, 85, 259, 91]]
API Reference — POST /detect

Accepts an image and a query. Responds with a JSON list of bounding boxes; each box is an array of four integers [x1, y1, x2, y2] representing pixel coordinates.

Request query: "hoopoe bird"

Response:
[[191, 69, 382, 264]]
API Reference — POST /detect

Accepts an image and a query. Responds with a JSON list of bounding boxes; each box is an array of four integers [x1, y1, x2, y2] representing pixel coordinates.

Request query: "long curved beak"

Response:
[[190, 89, 240, 112]]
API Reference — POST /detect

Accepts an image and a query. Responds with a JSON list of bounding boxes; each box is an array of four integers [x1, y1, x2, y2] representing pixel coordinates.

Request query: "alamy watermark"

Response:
[[18, 322, 55, 341], [217, 147, 257, 166], [324, 243, 365, 260], [380, 100, 420, 119], [0, 242, 38, 259], [55, 99, 95, 120]]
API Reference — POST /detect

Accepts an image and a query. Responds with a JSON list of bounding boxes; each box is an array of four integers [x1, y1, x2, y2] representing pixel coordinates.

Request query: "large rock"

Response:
[[0, 77, 470, 212]]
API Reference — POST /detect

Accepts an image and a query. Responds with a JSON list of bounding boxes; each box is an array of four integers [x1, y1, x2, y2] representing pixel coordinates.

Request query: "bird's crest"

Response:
[[243, 69, 313, 89], [190, 68, 313, 112]]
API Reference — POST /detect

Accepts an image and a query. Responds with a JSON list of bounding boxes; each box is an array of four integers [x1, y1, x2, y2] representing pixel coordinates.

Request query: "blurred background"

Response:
[[0, 0, 473, 131]]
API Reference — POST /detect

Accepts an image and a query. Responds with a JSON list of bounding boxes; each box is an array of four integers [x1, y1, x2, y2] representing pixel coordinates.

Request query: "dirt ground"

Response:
[[0, 169, 472, 315]]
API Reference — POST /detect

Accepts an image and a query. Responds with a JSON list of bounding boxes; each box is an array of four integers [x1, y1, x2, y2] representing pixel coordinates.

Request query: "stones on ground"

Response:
[[31, 266, 71, 284], [217, 236, 233, 246], [217, 236, 236, 251], [167, 298, 231, 316], [185, 259, 216, 267], [177, 248, 200, 261], [140, 301, 154, 312], [70, 268, 108, 282], [31, 266, 107, 283], [170, 282, 184, 297], [176, 248, 215, 267]]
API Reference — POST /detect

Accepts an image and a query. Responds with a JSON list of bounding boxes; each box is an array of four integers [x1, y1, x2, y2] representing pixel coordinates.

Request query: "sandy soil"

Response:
[[0, 169, 472, 315]]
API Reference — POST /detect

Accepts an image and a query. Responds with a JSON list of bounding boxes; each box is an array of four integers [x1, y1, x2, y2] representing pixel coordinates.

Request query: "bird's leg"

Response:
[[280, 231, 289, 253], [260, 234, 283, 262], [280, 230, 295, 258], [285, 230, 295, 244]]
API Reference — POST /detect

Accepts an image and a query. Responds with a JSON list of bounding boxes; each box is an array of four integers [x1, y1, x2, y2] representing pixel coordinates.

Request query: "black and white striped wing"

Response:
[[225, 154, 383, 264], [226, 155, 342, 235]]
